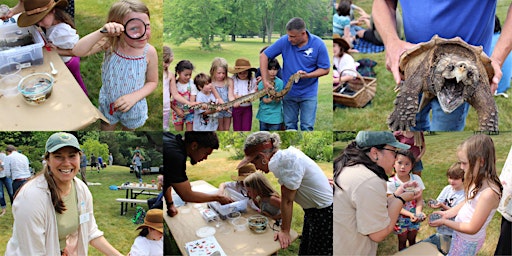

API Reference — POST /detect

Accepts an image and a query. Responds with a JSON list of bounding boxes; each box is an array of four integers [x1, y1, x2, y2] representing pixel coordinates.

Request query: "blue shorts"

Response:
[[217, 109, 232, 118]]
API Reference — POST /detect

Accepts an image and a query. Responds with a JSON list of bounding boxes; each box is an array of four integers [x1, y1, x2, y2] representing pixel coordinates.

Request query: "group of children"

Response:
[[386, 134, 503, 256], [163, 49, 285, 132]]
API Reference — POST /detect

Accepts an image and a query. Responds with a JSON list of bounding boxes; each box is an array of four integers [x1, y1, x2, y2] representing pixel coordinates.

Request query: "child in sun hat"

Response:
[[229, 58, 258, 131], [129, 208, 163, 256], [16, 0, 87, 95], [218, 163, 257, 197], [333, 35, 358, 87]]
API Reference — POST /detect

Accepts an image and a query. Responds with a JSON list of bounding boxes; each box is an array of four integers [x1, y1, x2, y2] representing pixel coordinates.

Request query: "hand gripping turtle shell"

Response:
[[387, 35, 498, 131]]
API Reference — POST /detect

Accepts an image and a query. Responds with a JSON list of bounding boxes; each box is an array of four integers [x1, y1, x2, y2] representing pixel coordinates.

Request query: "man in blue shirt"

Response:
[[374, 0, 508, 131], [260, 17, 330, 131]]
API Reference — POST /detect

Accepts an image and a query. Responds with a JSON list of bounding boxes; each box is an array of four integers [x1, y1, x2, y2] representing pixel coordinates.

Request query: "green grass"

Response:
[[333, 0, 512, 131], [166, 37, 333, 131], [0, 165, 161, 255], [76, 0, 163, 131], [335, 131, 512, 255]]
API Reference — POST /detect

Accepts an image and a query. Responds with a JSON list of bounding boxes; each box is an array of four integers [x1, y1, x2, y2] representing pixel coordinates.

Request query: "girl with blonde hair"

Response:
[[244, 171, 281, 220]]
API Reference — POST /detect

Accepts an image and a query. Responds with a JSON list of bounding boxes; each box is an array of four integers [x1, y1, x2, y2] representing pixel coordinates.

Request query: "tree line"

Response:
[[164, 0, 332, 49]]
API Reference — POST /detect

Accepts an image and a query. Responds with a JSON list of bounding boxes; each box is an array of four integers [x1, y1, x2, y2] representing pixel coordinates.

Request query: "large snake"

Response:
[[187, 73, 302, 111]]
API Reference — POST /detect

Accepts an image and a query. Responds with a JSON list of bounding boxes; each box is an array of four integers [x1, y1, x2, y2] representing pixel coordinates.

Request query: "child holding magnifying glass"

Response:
[[73, 0, 158, 131]]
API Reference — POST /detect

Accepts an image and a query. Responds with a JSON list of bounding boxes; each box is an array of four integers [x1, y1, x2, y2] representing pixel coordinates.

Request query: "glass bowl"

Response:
[[0, 74, 22, 97], [248, 214, 269, 234], [227, 211, 241, 223], [18, 73, 54, 105]]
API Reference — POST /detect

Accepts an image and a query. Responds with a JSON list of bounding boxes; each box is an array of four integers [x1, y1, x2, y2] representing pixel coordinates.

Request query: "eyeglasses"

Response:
[[382, 148, 398, 157]]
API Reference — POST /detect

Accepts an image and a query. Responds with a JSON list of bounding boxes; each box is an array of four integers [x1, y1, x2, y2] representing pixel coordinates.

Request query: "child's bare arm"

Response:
[[169, 75, 192, 105], [72, 22, 123, 57]]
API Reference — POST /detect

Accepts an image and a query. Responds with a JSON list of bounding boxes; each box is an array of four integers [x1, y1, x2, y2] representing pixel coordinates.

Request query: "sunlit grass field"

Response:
[[166, 37, 333, 132], [335, 131, 512, 255]]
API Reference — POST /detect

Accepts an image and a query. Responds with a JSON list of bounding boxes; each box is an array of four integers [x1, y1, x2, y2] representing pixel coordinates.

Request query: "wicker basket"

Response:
[[333, 69, 377, 108]]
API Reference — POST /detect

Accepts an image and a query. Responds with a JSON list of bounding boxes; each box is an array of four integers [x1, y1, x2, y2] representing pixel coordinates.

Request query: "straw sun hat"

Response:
[[136, 209, 164, 233], [17, 0, 68, 27], [228, 58, 257, 74]]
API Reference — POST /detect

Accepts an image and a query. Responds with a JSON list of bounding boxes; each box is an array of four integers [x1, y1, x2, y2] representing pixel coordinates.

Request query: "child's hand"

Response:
[[114, 94, 138, 113], [409, 214, 418, 222], [175, 108, 184, 118], [101, 22, 124, 36]]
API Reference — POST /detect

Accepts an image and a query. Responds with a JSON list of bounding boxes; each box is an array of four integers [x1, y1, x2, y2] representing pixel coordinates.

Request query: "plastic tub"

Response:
[[18, 73, 53, 105], [231, 217, 247, 231], [0, 62, 21, 77], [0, 24, 44, 67], [0, 74, 22, 97]]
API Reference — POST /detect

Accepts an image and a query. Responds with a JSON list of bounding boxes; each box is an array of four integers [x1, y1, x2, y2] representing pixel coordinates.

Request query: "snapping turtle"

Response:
[[387, 35, 498, 131]]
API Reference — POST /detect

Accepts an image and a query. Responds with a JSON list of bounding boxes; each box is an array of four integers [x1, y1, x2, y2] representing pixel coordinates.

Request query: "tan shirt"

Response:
[[333, 164, 390, 255]]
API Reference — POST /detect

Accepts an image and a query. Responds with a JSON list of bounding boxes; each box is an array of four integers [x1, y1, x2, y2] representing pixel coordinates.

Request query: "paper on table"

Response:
[[185, 236, 226, 256]]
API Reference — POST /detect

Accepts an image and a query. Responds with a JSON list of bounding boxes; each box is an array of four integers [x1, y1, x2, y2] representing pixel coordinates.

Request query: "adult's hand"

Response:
[[274, 230, 292, 249], [384, 39, 416, 85], [490, 57, 502, 94], [217, 195, 234, 205], [167, 203, 178, 217]]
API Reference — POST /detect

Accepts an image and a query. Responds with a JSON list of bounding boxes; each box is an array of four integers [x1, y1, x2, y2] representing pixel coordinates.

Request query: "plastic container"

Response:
[[231, 217, 248, 231], [227, 211, 241, 223], [248, 214, 268, 234], [18, 73, 53, 105], [0, 74, 22, 97], [0, 62, 21, 77], [0, 23, 44, 67]]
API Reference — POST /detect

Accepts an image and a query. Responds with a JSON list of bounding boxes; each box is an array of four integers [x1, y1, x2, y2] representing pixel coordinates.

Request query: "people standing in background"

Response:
[[0, 150, 14, 216], [229, 58, 258, 131], [97, 156, 103, 173], [108, 153, 113, 166], [79, 150, 88, 185], [163, 46, 175, 131], [3, 145, 31, 196], [90, 153, 97, 172], [132, 151, 145, 180]]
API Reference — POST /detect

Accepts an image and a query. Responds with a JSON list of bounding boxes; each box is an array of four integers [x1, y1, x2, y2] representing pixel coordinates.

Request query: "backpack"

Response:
[[132, 206, 146, 224]]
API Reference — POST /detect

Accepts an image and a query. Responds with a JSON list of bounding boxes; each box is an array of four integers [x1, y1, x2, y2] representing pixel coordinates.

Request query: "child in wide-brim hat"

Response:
[[130, 209, 164, 255], [230, 58, 258, 131], [228, 58, 257, 74]]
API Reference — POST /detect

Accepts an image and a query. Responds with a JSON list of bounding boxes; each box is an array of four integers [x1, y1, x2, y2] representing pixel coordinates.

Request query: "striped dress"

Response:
[[99, 44, 149, 129]]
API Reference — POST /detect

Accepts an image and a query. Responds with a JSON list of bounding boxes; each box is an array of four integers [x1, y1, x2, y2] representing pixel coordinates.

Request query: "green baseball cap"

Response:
[[45, 132, 81, 153], [355, 131, 410, 150]]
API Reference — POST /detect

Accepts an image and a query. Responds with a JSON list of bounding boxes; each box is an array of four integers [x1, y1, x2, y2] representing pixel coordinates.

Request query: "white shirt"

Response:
[[269, 146, 333, 209], [0, 152, 6, 178], [129, 236, 163, 256], [46, 23, 79, 63], [498, 146, 512, 222], [333, 54, 358, 78], [232, 76, 257, 107], [3, 151, 30, 180], [176, 79, 198, 96]]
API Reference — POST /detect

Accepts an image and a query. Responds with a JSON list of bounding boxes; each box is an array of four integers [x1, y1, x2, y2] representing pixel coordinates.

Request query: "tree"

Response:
[[165, 0, 229, 49]]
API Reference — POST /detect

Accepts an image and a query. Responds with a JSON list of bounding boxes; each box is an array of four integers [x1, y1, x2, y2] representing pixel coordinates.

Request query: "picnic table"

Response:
[[117, 181, 160, 215], [0, 50, 107, 130], [164, 180, 299, 255]]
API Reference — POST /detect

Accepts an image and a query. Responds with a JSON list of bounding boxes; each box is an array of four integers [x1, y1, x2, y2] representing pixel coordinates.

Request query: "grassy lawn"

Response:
[[0, 165, 161, 255], [0, 150, 331, 256], [76, 0, 163, 131], [166, 37, 333, 132], [335, 131, 512, 255], [334, 0, 512, 131]]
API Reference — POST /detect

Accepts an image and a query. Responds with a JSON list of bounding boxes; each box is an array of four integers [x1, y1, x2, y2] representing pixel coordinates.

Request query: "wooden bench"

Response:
[[116, 198, 147, 215]]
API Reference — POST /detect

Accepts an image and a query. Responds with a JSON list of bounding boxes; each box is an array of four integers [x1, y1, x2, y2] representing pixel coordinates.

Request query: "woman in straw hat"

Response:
[[6, 132, 122, 256], [229, 58, 258, 131], [237, 131, 333, 254], [129, 209, 163, 256]]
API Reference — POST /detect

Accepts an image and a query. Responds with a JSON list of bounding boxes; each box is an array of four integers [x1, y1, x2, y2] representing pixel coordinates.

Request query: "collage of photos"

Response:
[[0, 0, 512, 256]]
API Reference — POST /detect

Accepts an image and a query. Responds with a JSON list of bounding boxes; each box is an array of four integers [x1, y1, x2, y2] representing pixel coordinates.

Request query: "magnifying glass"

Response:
[[100, 18, 148, 40]]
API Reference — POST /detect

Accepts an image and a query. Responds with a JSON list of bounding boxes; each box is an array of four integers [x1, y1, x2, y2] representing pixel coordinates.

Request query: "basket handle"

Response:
[[338, 68, 367, 86]]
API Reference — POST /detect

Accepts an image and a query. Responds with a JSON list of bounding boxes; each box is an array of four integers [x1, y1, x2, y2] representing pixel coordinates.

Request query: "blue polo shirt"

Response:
[[400, 0, 496, 54], [264, 31, 330, 98]]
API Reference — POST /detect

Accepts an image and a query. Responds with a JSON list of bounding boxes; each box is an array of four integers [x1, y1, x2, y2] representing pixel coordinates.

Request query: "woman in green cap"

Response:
[[6, 132, 122, 256]]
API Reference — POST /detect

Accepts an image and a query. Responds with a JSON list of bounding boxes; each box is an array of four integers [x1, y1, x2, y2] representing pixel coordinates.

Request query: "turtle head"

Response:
[[436, 57, 477, 113]]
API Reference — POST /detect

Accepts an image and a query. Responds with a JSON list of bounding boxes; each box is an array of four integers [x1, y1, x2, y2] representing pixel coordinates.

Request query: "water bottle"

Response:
[[139, 178, 143, 187]]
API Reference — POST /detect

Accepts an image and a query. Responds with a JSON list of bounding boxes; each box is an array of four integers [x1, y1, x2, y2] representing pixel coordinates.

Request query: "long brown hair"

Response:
[[244, 172, 280, 199], [458, 134, 502, 201]]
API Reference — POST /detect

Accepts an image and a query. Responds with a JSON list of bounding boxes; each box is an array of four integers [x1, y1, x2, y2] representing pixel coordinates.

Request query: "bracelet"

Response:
[[166, 201, 174, 206], [393, 193, 406, 204]]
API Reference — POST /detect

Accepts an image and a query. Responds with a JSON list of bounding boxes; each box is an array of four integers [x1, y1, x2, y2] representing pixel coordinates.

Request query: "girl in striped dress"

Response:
[[72, 0, 158, 130]]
